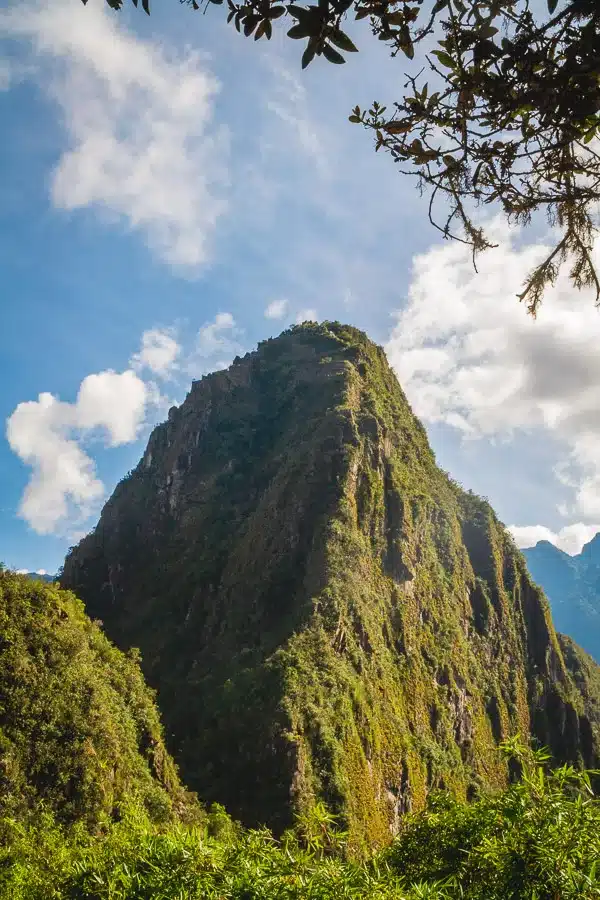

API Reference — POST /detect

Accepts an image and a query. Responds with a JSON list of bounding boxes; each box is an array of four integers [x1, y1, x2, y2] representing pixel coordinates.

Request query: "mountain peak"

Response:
[[580, 532, 600, 562], [533, 539, 565, 553], [61, 323, 600, 845]]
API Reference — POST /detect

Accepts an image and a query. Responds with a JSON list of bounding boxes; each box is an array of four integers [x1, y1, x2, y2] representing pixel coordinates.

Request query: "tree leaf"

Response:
[[348, 114, 361, 123], [301, 39, 317, 68], [322, 43, 346, 64], [547, 0, 558, 11], [141, 0, 150, 13], [415, 150, 439, 163], [288, 4, 313, 19], [328, 28, 358, 52], [244, 14, 259, 34], [268, 5, 286, 17], [386, 11, 406, 25], [400, 25, 415, 59], [432, 49, 454, 68], [384, 121, 411, 134], [287, 22, 313, 37]]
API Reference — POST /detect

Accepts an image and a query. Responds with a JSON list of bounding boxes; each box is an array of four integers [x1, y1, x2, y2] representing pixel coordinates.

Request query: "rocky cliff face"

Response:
[[523, 538, 600, 662], [61, 322, 600, 851]]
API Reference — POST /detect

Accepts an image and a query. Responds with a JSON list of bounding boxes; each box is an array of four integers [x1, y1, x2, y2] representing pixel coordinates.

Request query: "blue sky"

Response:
[[1, 0, 600, 574]]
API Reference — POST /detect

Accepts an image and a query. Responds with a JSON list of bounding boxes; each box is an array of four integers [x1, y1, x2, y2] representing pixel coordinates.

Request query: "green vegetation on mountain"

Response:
[[3, 741, 600, 898], [61, 322, 600, 851], [0, 567, 195, 837]]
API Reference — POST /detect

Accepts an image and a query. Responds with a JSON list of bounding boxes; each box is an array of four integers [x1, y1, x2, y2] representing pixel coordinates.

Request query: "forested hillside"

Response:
[[0, 568, 195, 833]]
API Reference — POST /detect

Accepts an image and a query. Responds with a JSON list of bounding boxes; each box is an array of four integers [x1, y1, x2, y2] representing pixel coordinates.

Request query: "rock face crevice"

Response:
[[61, 322, 600, 851]]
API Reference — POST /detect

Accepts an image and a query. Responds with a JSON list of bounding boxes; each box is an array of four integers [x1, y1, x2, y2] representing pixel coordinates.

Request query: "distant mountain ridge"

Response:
[[21, 571, 55, 583], [523, 536, 600, 663]]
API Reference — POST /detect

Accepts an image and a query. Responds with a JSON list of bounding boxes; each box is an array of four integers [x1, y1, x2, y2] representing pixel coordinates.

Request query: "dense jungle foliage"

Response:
[[0, 569, 196, 834], [2, 742, 599, 899]]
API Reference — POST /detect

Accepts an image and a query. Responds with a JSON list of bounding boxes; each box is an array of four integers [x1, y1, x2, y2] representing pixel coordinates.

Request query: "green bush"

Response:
[[1, 741, 599, 899]]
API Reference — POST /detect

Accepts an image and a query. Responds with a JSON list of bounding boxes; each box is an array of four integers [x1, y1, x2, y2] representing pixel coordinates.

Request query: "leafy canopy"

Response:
[[88, 0, 600, 314], [0, 568, 191, 833]]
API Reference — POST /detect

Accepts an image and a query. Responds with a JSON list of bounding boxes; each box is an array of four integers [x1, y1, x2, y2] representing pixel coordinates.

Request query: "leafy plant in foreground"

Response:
[[1, 740, 599, 898]]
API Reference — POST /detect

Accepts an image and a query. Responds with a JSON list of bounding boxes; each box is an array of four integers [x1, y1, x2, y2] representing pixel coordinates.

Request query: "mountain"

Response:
[[0, 568, 193, 831], [523, 537, 600, 662], [21, 571, 55, 583], [61, 322, 600, 850]]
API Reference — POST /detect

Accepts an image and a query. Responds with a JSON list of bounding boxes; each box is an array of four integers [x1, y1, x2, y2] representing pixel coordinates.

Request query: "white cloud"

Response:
[[387, 219, 600, 531], [6, 319, 250, 535], [296, 308, 318, 324], [265, 299, 288, 320], [187, 312, 243, 376], [7, 392, 106, 535], [131, 328, 180, 377], [7, 366, 151, 535], [0, 57, 11, 90], [76, 370, 149, 444], [0, 0, 228, 270], [509, 523, 600, 556], [265, 60, 328, 179]]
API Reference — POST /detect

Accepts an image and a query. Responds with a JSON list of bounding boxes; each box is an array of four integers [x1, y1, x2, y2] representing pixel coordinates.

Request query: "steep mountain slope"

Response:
[[0, 568, 193, 832], [523, 537, 600, 662], [61, 322, 600, 850]]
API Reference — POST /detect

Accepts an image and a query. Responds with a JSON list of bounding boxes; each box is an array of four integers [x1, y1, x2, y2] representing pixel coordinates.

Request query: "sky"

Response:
[[1, 0, 600, 574]]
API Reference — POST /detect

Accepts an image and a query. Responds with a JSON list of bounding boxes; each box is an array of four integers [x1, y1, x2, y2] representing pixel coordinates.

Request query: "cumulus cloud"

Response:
[[387, 219, 600, 528], [7, 391, 107, 535], [265, 299, 288, 320], [187, 312, 243, 376], [508, 523, 600, 556], [6, 344, 157, 535], [296, 308, 318, 324], [0, 0, 227, 270], [131, 328, 180, 377]]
